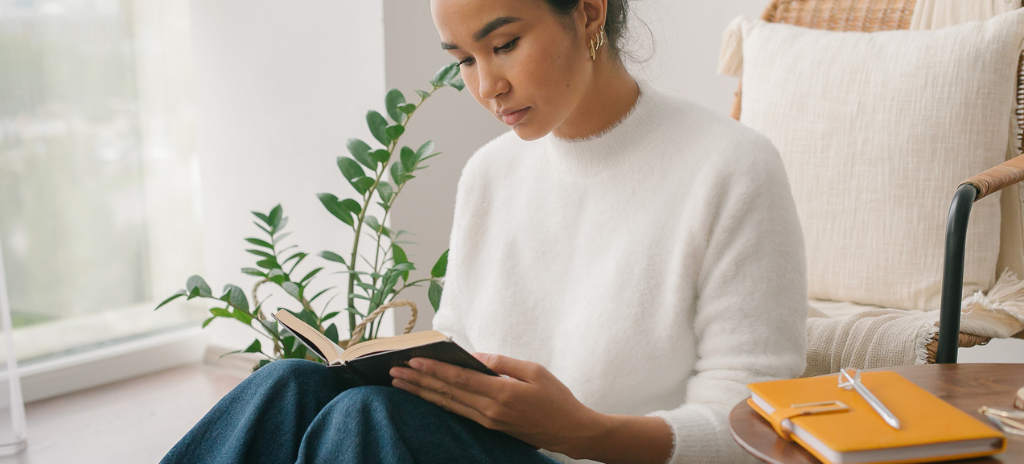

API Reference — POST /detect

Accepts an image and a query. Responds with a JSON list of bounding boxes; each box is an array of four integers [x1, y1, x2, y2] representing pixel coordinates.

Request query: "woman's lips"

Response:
[[501, 107, 529, 125]]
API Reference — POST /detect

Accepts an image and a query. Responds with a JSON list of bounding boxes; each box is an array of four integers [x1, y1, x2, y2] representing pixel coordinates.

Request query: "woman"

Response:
[[162, 0, 807, 463]]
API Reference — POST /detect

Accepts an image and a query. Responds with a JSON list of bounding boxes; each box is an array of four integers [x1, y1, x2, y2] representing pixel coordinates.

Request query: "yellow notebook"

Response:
[[747, 371, 1005, 464]]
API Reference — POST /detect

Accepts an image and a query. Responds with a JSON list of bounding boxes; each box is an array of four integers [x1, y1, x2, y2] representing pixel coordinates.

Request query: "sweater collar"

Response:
[[543, 78, 659, 177]]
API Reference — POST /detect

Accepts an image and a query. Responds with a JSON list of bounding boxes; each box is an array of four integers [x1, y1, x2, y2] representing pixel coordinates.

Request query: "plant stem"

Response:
[[345, 86, 439, 339]]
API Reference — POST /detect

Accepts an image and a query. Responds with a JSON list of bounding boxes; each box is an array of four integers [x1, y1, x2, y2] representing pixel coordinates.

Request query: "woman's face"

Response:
[[431, 0, 592, 141]]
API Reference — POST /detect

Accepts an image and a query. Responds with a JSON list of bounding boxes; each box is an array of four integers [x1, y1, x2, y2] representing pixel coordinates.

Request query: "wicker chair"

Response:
[[731, 0, 1024, 365]]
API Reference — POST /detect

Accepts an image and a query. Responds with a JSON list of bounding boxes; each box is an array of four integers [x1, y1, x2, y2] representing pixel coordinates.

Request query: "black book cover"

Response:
[[342, 339, 499, 386]]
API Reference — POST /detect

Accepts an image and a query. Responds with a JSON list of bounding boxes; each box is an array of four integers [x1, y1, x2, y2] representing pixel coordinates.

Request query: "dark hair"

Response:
[[542, 0, 631, 60]]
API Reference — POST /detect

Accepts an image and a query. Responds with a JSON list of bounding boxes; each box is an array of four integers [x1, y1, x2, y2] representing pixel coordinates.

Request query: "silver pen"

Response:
[[839, 368, 901, 430]]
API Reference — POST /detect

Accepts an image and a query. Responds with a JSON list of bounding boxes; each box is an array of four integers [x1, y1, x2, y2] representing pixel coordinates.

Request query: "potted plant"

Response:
[[156, 63, 464, 371]]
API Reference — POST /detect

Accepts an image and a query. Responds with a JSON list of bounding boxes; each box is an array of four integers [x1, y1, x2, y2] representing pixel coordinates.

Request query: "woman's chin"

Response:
[[509, 123, 549, 141]]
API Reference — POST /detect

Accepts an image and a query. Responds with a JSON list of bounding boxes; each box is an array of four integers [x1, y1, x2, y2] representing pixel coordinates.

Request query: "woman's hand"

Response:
[[388, 353, 607, 459]]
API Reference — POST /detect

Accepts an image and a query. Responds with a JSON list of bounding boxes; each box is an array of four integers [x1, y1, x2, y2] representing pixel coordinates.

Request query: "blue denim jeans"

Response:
[[161, 359, 560, 464]]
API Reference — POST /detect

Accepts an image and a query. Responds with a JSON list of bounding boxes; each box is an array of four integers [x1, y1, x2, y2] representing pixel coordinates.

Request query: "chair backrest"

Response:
[[733, 0, 1023, 154], [732, 0, 1024, 281]]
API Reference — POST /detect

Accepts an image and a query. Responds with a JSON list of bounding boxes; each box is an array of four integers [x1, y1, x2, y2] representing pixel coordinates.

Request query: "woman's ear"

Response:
[[579, 0, 608, 36]]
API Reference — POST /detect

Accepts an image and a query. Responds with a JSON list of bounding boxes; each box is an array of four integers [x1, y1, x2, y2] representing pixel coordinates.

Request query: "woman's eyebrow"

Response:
[[440, 16, 522, 50]]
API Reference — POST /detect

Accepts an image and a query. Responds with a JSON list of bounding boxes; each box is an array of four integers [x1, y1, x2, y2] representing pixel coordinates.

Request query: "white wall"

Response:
[[191, 0, 388, 349]]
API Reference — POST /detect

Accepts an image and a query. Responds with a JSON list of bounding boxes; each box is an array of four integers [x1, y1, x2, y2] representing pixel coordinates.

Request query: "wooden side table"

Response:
[[729, 364, 1024, 463]]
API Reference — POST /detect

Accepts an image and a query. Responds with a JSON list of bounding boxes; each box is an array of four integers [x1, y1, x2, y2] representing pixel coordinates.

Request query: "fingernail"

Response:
[[390, 368, 405, 379], [392, 379, 408, 390], [409, 359, 425, 371]]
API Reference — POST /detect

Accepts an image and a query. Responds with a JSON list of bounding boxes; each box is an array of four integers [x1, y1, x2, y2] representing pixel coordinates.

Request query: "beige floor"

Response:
[[0, 364, 243, 464]]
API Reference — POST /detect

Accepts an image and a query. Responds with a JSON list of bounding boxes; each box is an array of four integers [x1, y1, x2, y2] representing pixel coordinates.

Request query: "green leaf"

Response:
[[308, 287, 334, 303], [431, 249, 449, 278], [324, 323, 340, 344], [341, 199, 362, 215], [253, 221, 272, 236], [256, 258, 278, 270], [243, 339, 262, 353], [246, 249, 274, 259], [322, 311, 340, 322], [348, 293, 370, 301], [210, 307, 232, 318], [319, 251, 347, 265], [245, 237, 273, 249], [418, 152, 441, 164], [347, 138, 376, 170], [317, 193, 354, 227], [336, 157, 366, 182], [415, 89, 431, 99], [231, 308, 253, 325], [287, 252, 309, 273], [392, 244, 410, 280], [186, 275, 213, 298], [448, 78, 465, 91], [385, 88, 407, 123], [356, 282, 378, 293], [390, 162, 407, 187], [385, 124, 405, 141], [432, 62, 460, 86], [221, 284, 250, 312], [429, 280, 444, 311], [369, 149, 391, 164], [282, 282, 301, 300], [274, 231, 292, 243], [392, 243, 408, 264], [392, 262, 415, 272], [344, 306, 365, 317], [295, 308, 319, 328], [350, 176, 375, 195], [367, 110, 391, 145], [267, 268, 287, 284], [201, 316, 216, 328], [399, 103, 417, 115], [253, 211, 271, 225], [415, 140, 435, 160], [268, 205, 283, 230], [241, 267, 266, 277], [299, 267, 323, 284], [364, 215, 381, 233], [377, 181, 394, 203], [400, 146, 417, 173], [277, 216, 289, 232], [155, 291, 186, 310]]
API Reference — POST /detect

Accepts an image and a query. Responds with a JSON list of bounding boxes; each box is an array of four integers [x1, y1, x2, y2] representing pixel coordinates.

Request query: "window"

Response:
[[0, 0, 204, 364]]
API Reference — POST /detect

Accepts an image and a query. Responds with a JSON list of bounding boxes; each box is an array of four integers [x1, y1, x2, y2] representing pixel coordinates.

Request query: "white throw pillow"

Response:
[[735, 9, 1024, 311]]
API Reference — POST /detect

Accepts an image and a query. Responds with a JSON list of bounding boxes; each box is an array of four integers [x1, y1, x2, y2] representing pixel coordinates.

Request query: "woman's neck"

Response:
[[552, 60, 640, 140]]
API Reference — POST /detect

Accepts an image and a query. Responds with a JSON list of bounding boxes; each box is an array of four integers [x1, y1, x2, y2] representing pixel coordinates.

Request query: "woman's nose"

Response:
[[477, 62, 510, 101]]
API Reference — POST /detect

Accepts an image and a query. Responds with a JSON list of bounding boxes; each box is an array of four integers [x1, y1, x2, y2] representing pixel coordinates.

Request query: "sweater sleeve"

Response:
[[647, 138, 808, 464]]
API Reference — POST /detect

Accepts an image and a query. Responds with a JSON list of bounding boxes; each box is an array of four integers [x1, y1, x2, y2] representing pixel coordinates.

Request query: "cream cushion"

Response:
[[735, 9, 1024, 311]]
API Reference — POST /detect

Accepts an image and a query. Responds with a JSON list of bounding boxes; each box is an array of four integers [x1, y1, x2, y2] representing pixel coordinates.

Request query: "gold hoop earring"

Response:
[[589, 28, 606, 61]]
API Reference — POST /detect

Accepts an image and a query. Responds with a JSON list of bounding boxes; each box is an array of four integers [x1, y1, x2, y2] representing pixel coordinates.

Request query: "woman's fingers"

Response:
[[391, 377, 499, 429], [390, 364, 498, 418]]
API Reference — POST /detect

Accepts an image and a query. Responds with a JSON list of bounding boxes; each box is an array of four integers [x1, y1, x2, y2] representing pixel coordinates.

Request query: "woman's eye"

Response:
[[496, 37, 519, 53], [458, 57, 475, 66]]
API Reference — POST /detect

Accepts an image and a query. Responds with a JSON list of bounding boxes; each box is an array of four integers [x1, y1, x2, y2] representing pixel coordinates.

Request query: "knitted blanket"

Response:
[[804, 269, 1024, 377]]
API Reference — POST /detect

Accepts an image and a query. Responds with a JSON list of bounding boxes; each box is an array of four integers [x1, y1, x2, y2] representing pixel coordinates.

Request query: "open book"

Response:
[[272, 309, 497, 386]]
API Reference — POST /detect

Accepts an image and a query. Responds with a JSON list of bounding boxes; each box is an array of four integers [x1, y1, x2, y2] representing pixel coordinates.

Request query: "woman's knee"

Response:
[[249, 358, 331, 391]]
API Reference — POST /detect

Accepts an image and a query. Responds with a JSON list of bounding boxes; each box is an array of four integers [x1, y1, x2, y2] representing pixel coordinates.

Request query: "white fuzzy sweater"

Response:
[[431, 79, 808, 464]]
